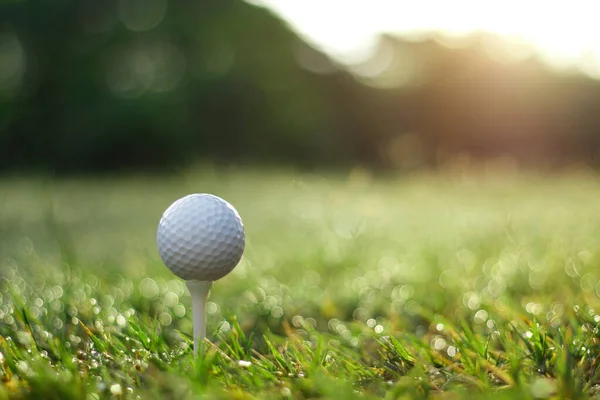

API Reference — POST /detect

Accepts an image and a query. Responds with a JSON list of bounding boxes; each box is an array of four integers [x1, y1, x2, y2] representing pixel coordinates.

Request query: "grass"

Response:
[[2, 167, 600, 398]]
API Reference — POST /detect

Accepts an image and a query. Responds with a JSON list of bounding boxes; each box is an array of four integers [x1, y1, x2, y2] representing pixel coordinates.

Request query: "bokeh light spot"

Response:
[[118, 0, 168, 32], [0, 31, 26, 98]]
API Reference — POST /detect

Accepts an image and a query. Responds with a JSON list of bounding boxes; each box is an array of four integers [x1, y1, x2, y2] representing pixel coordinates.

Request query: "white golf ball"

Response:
[[157, 194, 245, 281]]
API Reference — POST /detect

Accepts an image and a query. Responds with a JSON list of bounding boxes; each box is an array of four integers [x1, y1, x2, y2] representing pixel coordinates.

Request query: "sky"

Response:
[[251, 0, 600, 78]]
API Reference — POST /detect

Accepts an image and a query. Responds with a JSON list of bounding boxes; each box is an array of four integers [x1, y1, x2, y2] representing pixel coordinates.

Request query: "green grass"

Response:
[[2, 168, 600, 399]]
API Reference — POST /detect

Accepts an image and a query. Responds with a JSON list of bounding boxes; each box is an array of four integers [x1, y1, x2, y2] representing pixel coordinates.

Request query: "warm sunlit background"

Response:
[[2, 0, 600, 172], [259, 0, 600, 77]]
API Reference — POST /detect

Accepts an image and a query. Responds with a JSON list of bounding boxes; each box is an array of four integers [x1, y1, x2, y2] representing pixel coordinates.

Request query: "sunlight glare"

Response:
[[255, 0, 600, 76]]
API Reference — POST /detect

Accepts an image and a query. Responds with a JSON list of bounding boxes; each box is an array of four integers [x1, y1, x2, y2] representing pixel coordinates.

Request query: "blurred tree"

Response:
[[2, 1, 600, 172], [343, 33, 600, 170], [0, 0, 346, 172]]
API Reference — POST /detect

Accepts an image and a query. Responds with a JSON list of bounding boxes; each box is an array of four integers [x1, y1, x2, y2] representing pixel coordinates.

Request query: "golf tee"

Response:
[[186, 280, 213, 359]]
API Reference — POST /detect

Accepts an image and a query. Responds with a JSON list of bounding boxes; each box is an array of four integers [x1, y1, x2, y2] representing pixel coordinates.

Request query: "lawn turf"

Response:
[[2, 168, 600, 399]]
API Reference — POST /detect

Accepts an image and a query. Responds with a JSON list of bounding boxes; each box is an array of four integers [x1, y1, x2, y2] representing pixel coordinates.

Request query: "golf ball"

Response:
[[157, 194, 245, 281]]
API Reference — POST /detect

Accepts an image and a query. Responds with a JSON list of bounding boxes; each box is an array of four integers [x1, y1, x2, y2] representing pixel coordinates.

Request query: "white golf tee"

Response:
[[186, 280, 213, 359]]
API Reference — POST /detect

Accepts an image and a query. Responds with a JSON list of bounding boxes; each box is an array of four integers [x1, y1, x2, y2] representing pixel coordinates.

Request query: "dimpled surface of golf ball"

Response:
[[157, 194, 245, 281]]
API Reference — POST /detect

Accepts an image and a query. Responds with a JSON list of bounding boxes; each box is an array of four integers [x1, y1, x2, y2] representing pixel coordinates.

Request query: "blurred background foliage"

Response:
[[2, 0, 600, 173]]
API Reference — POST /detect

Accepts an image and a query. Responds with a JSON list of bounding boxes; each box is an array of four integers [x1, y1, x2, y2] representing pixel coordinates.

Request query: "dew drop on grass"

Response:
[[431, 337, 446, 350], [173, 304, 185, 317], [30, 306, 40, 318], [164, 292, 179, 307], [139, 278, 159, 300], [16, 331, 32, 346], [474, 310, 488, 324], [159, 312, 172, 326], [16, 361, 28, 374], [116, 315, 126, 326], [447, 346, 457, 357], [305, 318, 317, 329], [218, 320, 230, 333], [110, 384, 122, 396], [292, 315, 304, 327], [271, 306, 283, 318], [464, 292, 481, 310], [207, 302, 219, 315]]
